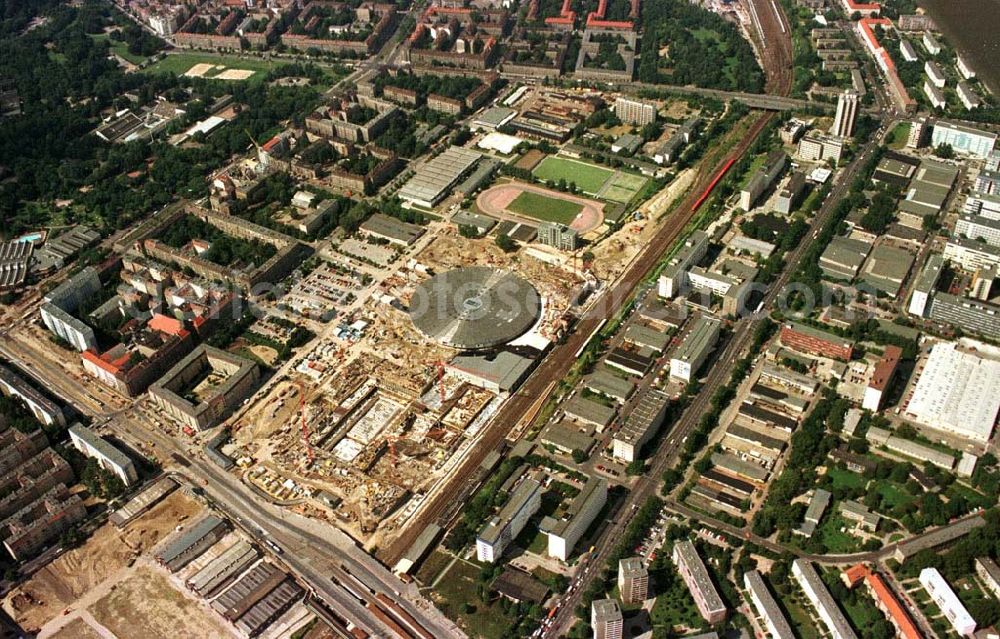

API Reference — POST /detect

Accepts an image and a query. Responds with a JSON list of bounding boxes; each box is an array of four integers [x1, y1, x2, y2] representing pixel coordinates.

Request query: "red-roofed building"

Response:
[[843, 564, 923, 639], [780, 322, 854, 360], [863, 345, 902, 411], [81, 328, 194, 398], [545, 0, 576, 28], [584, 0, 634, 30], [148, 313, 187, 337], [856, 18, 916, 113], [842, 0, 881, 17]]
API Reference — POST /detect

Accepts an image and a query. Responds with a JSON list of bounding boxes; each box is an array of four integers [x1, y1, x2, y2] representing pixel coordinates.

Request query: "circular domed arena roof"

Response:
[[409, 266, 542, 350]]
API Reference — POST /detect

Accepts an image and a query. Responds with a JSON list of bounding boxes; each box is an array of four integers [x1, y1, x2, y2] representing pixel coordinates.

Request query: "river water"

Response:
[[917, 0, 1000, 95]]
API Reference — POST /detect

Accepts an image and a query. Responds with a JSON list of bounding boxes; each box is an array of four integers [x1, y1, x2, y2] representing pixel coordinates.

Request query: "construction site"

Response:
[[229, 223, 586, 550]]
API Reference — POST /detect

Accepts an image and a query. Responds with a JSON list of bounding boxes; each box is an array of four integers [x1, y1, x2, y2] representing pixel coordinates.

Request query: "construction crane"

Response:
[[423, 360, 447, 406], [385, 435, 398, 463], [295, 380, 315, 465]]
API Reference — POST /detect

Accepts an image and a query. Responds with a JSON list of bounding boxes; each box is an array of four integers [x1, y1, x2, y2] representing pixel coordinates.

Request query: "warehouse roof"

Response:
[[606, 347, 654, 375], [359, 213, 425, 245], [711, 452, 769, 482], [819, 236, 872, 278], [861, 244, 915, 296], [616, 388, 669, 447], [673, 316, 720, 365], [584, 370, 635, 401], [448, 351, 535, 392], [492, 567, 550, 603], [157, 516, 226, 565], [540, 421, 596, 454], [727, 424, 786, 452], [623, 324, 670, 352], [398, 146, 482, 206], [563, 395, 615, 428], [905, 341, 1000, 444]]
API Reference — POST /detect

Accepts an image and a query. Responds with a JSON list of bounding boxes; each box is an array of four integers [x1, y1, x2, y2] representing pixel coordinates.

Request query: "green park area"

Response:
[[532, 156, 614, 195], [89, 32, 148, 65], [887, 122, 911, 149], [508, 191, 583, 226]]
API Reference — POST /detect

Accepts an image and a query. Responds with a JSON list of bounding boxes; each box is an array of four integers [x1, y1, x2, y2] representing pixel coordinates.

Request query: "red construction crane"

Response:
[[296, 381, 315, 465], [435, 360, 446, 405]]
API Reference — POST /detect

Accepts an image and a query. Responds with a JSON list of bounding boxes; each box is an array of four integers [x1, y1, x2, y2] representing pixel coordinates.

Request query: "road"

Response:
[[381, 109, 775, 564], [1, 330, 461, 637]]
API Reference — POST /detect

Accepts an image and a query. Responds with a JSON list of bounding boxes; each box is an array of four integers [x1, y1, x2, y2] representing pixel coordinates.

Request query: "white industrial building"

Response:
[[670, 316, 721, 382], [919, 568, 976, 636], [956, 213, 1000, 247], [730, 236, 776, 259], [658, 231, 709, 298], [932, 121, 997, 159], [944, 236, 1000, 271], [904, 341, 1000, 444]]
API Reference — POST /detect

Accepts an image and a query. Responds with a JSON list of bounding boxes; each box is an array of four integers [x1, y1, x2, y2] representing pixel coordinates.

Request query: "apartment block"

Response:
[[0, 484, 86, 561], [149, 346, 260, 431], [672, 540, 727, 624], [792, 560, 858, 639], [541, 477, 607, 561], [476, 475, 542, 562], [976, 557, 1000, 602], [0, 363, 65, 428], [68, 424, 138, 486], [920, 568, 976, 636], [614, 97, 656, 126], [591, 599, 623, 639], [744, 570, 795, 639], [619, 557, 649, 604]]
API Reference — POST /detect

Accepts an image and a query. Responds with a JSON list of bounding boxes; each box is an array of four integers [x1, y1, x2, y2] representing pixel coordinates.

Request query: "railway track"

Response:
[[383, 0, 795, 573], [381, 113, 773, 565]]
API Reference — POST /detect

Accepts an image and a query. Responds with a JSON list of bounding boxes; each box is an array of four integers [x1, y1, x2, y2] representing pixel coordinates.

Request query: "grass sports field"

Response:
[[507, 191, 582, 225], [144, 53, 281, 82], [603, 172, 649, 204], [532, 156, 614, 194]]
